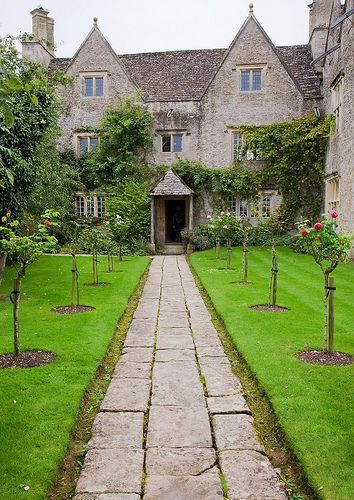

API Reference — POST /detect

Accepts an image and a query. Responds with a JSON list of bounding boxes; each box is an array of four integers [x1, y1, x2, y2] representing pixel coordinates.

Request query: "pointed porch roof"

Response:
[[151, 169, 194, 196]]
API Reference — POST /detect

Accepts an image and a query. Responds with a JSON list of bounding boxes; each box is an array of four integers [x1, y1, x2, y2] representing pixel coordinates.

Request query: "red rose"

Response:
[[301, 230, 308, 237], [314, 222, 322, 231], [330, 210, 338, 219], [43, 219, 52, 228]]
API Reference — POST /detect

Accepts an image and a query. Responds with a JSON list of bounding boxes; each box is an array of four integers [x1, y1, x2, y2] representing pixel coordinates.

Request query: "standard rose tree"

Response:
[[0, 210, 59, 355], [298, 211, 352, 353]]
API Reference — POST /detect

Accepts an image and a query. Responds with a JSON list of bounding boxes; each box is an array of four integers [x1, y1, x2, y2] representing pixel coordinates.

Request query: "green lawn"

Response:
[[190, 247, 354, 500], [0, 254, 149, 499]]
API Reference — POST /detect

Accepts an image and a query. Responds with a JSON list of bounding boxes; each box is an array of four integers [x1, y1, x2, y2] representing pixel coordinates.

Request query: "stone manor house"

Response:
[[22, 1, 353, 249]]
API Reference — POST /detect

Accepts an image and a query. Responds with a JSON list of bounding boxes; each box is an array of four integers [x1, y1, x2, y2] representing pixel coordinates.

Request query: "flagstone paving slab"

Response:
[[207, 395, 251, 414], [144, 474, 223, 500], [152, 361, 205, 406], [121, 347, 153, 363], [219, 450, 287, 499], [101, 379, 150, 412], [75, 494, 140, 500], [155, 349, 196, 362], [197, 346, 228, 358], [213, 414, 264, 452], [201, 363, 242, 396], [88, 412, 144, 449], [76, 449, 144, 494], [113, 361, 151, 379], [147, 406, 213, 448], [156, 333, 194, 350], [146, 448, 216, 475]]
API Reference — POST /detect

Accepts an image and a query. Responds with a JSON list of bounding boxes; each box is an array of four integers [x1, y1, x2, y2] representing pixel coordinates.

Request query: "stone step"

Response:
[[161, 244, 186, 255]]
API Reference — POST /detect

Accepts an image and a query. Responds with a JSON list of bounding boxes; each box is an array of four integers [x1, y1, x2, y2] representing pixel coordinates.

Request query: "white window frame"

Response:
[[75, 133, 99, 157], [325, 175, 340, 212], [75, 193, 106, 218], [229, 192, 274, 219], [80, 72, 107, 98], [160, 132, 184, 153]]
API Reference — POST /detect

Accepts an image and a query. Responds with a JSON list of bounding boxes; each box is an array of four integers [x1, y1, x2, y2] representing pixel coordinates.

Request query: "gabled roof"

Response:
[[151, 169, 194, 196], [48, 13, 322, 101]]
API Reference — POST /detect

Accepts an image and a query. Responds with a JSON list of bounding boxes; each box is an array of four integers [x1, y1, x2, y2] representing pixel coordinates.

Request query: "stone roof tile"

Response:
[[49, 44, 321, 101], [151, 170, 194, 196]]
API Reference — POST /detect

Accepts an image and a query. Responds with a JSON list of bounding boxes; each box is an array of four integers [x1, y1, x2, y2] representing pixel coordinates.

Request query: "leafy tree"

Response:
[[0, 37, 61, 217], [207, 212, 240, 267], [0, 210, 59, 355], [297, 211, 352, 352]]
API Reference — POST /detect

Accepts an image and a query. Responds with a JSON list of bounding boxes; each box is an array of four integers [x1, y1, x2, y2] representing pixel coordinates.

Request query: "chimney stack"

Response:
[[22, 7, 55, 68]]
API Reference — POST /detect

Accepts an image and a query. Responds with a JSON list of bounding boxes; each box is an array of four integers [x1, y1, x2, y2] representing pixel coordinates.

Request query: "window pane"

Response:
[[89, 137, 98, 152], [229, 196, 237, 214], [87, 197, 94, 217], [261, 196, 271, 218], [76, 196, 85, 216], [84, 77, 93, 96], [95, 77, 104, 96], [173, 134, 182, 152], [239, 200, 248, 218], [233, 132, 243, 160], [241, 70, 250, 91], [252, 70, 262, 91], [79, 137, 88, 156], [97, 196, 105, 217], [162, 135, 171, 152]]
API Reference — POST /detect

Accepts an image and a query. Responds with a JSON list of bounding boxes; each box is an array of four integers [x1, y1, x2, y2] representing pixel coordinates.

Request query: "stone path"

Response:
[[74, 256, 286, 499]]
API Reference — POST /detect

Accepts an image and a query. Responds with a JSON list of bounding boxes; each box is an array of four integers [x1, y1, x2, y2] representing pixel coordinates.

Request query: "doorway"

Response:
[[165, 200, 186, 243]]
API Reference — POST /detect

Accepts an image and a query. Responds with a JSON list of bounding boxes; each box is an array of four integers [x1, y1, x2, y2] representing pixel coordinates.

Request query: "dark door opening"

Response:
[[165, 200, 186, 243]]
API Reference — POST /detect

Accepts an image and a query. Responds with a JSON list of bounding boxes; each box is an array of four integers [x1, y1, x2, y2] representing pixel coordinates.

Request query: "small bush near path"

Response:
[[190, 246, 354, 500], [0, 254, 149, 499]]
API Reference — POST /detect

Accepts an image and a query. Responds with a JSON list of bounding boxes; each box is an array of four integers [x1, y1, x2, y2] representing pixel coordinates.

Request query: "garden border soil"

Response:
[[0, 350, 55, 369], [298, 350, 354, 366]]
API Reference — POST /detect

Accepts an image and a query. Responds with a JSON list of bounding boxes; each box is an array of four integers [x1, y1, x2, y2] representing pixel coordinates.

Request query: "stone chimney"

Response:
[[22, 7, 55, 68]]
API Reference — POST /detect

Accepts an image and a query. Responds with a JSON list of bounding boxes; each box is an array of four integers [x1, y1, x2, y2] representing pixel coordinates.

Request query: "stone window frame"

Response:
[[325, 175, 340, 212], [80, 71, 107, 98], [159, 131, 184, 154], [229, 191, 275, 219], [75, 192, 106, 218], [231, 130, 263, 162], [236, 64, 266, 92], [74, 132, 99, 157], [331, 74, 343, 134]]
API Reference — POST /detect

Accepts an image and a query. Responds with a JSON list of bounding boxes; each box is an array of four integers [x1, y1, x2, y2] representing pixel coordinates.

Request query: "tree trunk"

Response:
[[243, 242, 249, 283], [71, 254, 79, 306], [110, 253, 115, 272], [226, 239, 232, 269], [12, 276, 22, 356], [92, 249, 98, 284], [216, 238, 220, 260], [118, 244, 123, 262], [328, 276, 335, 353], [107, 252, 112, 272], [0, 254, 6, 285], [269, 244, 278, 306], [323, 271, 330, 351]]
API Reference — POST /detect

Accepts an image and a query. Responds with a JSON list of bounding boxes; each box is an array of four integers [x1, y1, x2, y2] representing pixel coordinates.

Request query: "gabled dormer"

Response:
[[65, 17, 137, 99]]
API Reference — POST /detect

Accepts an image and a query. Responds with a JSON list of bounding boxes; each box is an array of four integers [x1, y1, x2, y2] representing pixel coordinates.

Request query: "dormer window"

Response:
[[82, 74, 105, 97], [241, 69, 262, 91]]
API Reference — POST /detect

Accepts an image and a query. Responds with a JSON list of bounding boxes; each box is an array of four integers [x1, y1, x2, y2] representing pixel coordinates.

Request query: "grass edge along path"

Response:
[[189, 247, 354, 500], [48, 263, 150, 500], [188, 254, 317, 500], [0, 255, 149, 500]]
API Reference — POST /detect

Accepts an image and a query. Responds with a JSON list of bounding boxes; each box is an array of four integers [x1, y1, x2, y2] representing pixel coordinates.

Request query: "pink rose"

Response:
[[314, 222, 322, 231], [330, 210, 338, 219], [43, 219, 52, 228]]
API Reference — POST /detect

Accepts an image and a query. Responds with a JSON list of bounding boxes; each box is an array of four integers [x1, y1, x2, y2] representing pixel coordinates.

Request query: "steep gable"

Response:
[[65, 22, 136, 94]]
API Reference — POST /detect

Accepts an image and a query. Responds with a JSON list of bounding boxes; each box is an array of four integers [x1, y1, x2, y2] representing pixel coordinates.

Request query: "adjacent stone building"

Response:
[[22, 2, 353, 248]]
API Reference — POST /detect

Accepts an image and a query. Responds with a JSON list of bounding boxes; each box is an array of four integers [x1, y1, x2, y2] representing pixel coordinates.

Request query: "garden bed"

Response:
[[190, 246, 354, 500]]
